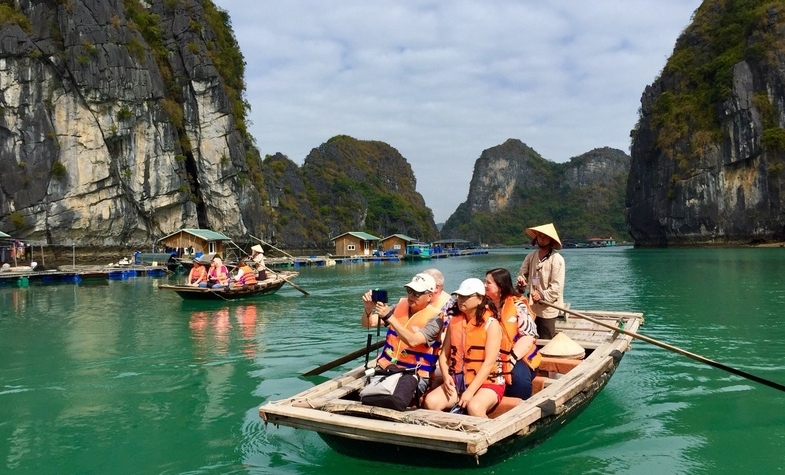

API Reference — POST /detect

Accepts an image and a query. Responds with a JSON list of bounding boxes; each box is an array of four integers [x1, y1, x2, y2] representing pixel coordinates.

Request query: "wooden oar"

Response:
[[266, 267, 310, 296], [541, 302, 785, 393], [303, 339, 384, 376]]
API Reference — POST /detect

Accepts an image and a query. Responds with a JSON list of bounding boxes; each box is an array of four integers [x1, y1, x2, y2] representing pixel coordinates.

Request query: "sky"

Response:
[[214, 1, 703, 223]]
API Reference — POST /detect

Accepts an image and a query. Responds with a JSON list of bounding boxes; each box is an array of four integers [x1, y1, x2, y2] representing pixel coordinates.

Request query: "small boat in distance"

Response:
[[405, 242, 432, 260], [159, 271, 299, 301], [259, 309, 643, 466]]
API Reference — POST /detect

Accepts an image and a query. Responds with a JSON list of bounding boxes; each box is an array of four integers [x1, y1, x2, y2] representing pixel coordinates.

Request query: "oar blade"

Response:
[[303, 339, 384, 376]]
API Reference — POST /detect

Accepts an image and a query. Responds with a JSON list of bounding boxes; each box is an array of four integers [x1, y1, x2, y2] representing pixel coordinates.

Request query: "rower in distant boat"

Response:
[[250, 245, 267, 280]]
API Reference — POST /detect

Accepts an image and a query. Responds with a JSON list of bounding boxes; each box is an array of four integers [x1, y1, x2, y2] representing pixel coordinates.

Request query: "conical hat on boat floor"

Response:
[[540, 332, 585, 359]]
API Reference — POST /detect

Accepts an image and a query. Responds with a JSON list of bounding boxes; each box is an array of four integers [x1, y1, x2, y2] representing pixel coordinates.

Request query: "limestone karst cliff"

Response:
[[627, 0, 785, 246], [0, 2, 437, 249], [0, 0, 270, 246], [261, 136, 438, 247], [441, 139, 630, 244]]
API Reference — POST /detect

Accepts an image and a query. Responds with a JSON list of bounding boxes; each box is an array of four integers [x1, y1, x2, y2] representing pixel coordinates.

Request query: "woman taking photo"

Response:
[[424, 278, 504, 417]]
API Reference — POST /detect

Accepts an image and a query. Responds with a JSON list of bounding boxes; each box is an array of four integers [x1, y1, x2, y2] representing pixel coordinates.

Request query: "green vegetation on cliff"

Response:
[[444, 171, 627, 245], [302, 135, 438, 242], [641, 0, 785, 161]]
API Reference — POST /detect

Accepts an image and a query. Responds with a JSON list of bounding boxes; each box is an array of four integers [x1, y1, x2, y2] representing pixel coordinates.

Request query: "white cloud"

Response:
[[214, 0, 700, 222]]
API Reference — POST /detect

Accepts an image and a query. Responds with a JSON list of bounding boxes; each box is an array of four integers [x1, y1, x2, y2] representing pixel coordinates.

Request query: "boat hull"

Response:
[[317, 353, 620, 466]]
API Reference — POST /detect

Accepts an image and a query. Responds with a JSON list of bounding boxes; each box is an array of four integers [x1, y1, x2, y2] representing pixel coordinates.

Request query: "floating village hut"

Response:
[[586, 237, 616, 247], [432, 238, 471, 253], [157, 229, 233, 258], [380, 233, 417, 256], [331, 232, 380, 256]]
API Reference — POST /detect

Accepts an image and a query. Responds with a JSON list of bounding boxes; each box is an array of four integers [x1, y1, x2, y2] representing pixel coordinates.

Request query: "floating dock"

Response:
[[264, 249, 488, 268], [0, 265, 169, 286]]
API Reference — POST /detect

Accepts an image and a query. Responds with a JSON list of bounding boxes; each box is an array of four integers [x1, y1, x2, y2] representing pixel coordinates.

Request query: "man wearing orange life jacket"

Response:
[[361, 273, 443, 394]]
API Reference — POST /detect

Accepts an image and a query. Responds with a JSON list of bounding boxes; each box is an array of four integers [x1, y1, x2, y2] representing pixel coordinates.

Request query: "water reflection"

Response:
[[188, 305, 266, 360]]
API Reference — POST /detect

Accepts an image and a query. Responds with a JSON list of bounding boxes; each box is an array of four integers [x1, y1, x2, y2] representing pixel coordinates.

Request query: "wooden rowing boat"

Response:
[[259, 309, 643, 466], [159, 271, 298, 301]]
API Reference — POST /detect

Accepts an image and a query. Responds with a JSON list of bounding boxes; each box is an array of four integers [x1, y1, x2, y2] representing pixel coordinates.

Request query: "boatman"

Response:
[[250, 244, 267, 280], [361, 273, 444, 395], [516, 223, 565, 339]]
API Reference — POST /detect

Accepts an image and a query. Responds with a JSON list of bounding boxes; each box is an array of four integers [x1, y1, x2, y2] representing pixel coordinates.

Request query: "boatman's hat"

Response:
[[525, 223, 562, 250], [251, 245, 264, 253]]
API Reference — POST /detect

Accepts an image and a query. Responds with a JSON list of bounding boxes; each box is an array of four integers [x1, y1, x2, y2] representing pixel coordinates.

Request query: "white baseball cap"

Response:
[[452, 278, 486, 296], [404, 273, 436, 293]]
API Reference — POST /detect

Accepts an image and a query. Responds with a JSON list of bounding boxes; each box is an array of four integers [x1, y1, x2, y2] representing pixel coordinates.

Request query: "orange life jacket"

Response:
[[497, 296, 541, 384], [448, 309, 504, 387], [189, 265, 207, 284], [377, 298, 440, 378], [237, 265, 257, 286]]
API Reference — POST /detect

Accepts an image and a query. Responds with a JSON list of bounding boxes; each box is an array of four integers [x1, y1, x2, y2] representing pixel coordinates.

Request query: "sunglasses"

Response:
[[456, 293, 479, 300], [406, 288, 429, 298]]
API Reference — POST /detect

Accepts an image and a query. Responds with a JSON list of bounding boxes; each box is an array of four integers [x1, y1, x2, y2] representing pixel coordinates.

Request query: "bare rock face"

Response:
[[461, 139, 547, 215], [0, 0, 265, 245], [627, 1, 785, 246], [441, 139, 630, 243]]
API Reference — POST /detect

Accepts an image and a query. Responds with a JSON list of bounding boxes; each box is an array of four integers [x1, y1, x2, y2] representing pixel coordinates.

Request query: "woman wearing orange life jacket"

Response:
[[187, 259, 208, 286], [423, 278, 504, 418], [485, 268, 540, 399]]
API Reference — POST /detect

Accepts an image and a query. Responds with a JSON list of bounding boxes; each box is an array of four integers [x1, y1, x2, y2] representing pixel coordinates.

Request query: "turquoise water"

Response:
[[2, 248, 785, 474]]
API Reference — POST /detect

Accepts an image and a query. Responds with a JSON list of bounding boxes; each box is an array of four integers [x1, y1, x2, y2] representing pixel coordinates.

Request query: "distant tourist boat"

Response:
[[159, 271, 299, 301], [259, 309, 643, 466]]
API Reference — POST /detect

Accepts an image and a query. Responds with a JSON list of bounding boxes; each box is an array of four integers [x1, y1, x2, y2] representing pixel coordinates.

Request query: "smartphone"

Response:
[[371, 288, 388, 303]]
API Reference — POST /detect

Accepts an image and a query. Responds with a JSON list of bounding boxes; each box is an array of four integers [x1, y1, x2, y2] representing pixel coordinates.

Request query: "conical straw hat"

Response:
[[525, 223, 562, 250], [540, 332, 585, 359], [251, 244, 264, 253]]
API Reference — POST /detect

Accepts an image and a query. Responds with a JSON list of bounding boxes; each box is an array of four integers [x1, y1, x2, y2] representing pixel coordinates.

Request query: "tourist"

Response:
[[233, 258, 258, 287], [200, 256, 229, 288], [423, 268, 450, 310], [361, 272, 443, 394], [424, 278, 504, 417], [485, 268, 540, 399], [187, 258, 208, 286], [516, 223, 565, 340]]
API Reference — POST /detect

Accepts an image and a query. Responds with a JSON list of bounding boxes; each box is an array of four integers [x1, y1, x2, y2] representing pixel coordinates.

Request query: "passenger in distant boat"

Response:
[[187, 258, 208, 286], [233, 258, 258, 287], [250, 245, 267, 280], [485, 268, 540, 399], [424, 278, 504, 417], [361, 273, 443, 395], [516, 223, 565, 340], [200, 256, 229, 289]]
